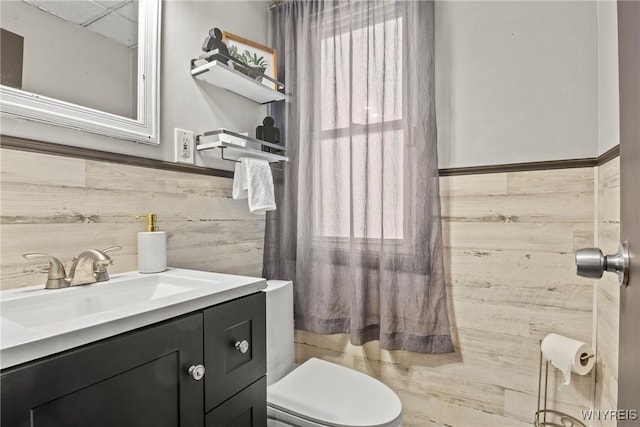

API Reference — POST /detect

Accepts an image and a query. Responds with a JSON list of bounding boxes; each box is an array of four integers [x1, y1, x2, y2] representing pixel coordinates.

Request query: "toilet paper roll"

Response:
[[541, 333, 594, 385]]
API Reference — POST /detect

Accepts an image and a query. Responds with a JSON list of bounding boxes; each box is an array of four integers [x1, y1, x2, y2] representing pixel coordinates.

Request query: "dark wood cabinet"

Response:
[[1, 292, 267, 427], [206, 377, 267, 427], [204, 291, 266, 411], [1, 313, 204, 427]]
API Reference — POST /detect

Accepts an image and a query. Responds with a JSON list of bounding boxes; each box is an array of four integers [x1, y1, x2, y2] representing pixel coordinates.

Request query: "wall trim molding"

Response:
[[439, 145, 620, 176], [1, 135, 620, 178], [596, 145, 620, 166], [0, 135, 234, 179], [438, 158, 596, 177]]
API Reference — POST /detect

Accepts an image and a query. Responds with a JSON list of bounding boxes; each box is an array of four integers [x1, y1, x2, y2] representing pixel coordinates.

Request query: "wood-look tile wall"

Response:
[[0, 148, 621, 426], [0, 148, 265, 290], [295, 167, 597, 426], [595, 157, 620, 427]]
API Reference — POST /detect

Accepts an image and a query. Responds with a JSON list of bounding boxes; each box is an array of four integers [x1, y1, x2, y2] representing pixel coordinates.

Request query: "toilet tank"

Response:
[[262, 280, 295, 385]]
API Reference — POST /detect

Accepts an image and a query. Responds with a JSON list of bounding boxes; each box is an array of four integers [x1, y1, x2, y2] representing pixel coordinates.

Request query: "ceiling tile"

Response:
[[87, 11, 137, 47], [24, 0, 107, 25], [92, 0, 127, 8], [115, 2, 138, 23]]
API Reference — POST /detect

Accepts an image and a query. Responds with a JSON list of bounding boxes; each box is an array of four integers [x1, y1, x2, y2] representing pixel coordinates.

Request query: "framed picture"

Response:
[[222, 30, 278, 90]]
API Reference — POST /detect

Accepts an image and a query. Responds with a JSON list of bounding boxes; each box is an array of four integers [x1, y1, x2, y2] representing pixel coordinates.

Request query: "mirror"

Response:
[[0, 0, 160, 144]]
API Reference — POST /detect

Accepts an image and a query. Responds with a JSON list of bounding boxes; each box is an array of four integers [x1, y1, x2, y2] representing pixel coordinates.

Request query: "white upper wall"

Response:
[[435, 1, 600, 168], [160, 0, 271, 170], [2, 1, 617, 169], [597, 0, 619, 154], [1, 0, 271, 170]]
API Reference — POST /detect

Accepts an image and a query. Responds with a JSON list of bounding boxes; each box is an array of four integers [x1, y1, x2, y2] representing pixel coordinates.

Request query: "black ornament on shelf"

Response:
[[201, 27, 229, 65], [256, 117, 280, 153]]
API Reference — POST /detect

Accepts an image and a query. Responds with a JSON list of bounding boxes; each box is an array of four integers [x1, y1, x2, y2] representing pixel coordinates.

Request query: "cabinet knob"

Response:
[[235, 340, 249, 354], [188, 364, 205, 381]]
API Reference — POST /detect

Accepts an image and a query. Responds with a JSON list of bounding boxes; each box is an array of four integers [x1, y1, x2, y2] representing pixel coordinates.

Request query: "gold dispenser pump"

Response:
[[137, 214, 159, 232]]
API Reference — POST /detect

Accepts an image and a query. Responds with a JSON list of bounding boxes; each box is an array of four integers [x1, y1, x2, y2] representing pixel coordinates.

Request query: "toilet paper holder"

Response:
[[579, 353, 595, 365], [534, 348, 593, 427]]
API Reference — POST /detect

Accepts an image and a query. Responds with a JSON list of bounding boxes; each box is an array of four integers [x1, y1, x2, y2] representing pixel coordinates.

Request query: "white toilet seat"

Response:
[[267, 358, 403, 427]]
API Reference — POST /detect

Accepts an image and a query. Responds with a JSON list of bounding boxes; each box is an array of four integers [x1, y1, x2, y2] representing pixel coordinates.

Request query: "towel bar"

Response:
[[196, 129, 288, 168], [219, 148, 283, 171]]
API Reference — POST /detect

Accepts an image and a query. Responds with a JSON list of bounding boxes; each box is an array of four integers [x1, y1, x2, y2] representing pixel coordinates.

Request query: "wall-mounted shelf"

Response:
[[191, 54, 286, 104], [197, 129, 288, 164]]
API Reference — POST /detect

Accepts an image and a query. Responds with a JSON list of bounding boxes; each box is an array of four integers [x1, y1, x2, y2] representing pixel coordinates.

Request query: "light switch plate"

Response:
[[174, 128, 195, 164]]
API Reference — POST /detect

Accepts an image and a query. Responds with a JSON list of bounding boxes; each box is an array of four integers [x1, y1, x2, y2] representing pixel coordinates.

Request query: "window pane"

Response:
[[351, 130, 403, 239], [315, 129, 403, 240], [320, 31, 350, 131], [314, 135, 351, 238], [320, 17, 403, 130], [351, 17, 402, 126]]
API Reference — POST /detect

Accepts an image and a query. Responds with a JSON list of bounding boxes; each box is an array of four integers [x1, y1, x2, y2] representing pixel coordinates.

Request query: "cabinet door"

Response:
[[205, 377, 267, 427], [204, 292, 266, 410], [1, 313, 205, 427]]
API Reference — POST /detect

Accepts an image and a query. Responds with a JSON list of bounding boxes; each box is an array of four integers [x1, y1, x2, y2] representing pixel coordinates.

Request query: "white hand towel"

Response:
[[232, 157, 276, 214], [233, 160, 248, 200]]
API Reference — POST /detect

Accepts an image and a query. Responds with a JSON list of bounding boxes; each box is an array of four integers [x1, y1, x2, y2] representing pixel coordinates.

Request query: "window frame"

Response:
[[309, 3, 423, 261]]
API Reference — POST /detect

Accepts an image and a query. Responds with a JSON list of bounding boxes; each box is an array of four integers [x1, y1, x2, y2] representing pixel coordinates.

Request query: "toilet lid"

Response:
[[267, 358, 402, 427]]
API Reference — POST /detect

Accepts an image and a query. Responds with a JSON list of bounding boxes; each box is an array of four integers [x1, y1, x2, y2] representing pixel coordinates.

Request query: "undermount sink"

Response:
[[2, 274, 213, 329], [0, 268, 266, 370]]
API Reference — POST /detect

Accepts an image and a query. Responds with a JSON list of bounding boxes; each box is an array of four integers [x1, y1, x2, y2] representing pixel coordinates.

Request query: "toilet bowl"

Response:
[[263, 280, 403, 427]]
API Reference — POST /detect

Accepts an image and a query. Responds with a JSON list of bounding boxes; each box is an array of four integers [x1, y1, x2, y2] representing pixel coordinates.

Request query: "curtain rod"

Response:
[[269, 1, 395, 12]]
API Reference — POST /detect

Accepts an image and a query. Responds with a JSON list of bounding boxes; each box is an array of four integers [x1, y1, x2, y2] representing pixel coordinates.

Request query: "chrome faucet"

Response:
[[23, 246, 121, 289], [68, 249, 114, 286]]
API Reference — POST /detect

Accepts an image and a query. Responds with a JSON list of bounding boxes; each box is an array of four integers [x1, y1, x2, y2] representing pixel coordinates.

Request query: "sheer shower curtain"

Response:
[[264, 0, 453, 353]]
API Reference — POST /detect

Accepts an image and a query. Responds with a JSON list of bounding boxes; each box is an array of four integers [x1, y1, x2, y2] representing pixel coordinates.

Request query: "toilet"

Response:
[[263, 280, 403, 427]]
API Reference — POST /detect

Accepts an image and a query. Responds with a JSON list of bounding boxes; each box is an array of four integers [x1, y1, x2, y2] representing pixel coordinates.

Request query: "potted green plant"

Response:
[[228, 45, 267, 80]]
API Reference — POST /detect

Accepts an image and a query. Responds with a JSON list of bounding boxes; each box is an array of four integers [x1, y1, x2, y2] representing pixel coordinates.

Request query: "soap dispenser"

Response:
[[136, 214, 167, 273]]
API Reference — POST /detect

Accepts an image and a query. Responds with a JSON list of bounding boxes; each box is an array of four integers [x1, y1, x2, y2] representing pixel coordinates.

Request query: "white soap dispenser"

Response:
[[136, 213, 167, 273]]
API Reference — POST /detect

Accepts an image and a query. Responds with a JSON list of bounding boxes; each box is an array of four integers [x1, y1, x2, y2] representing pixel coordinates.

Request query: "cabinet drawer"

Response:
[[1, 313, 204, 427], [204, 292, 266, 410], [205, 377, 266, 427]]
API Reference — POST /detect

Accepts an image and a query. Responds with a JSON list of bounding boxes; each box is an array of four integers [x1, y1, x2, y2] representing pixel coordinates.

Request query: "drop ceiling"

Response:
[[22, 0, 138, 48]]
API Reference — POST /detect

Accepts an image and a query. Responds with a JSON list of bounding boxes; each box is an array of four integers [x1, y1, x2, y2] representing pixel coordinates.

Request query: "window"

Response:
[[314, 11, 404, 241]]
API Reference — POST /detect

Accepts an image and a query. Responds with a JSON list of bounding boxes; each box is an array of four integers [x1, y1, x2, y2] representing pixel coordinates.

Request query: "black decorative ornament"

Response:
[[256, 117, 280, 153], [201, 27, 230, 65]]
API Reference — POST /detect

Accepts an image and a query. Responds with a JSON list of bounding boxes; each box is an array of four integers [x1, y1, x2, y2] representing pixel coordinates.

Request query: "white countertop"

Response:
[[1, 268, 266, 370]]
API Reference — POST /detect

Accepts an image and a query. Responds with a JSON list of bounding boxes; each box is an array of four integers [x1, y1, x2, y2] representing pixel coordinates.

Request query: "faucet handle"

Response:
[[102, 246, 122, 254], [93, 246, 121, 282], [22, 253, 70, 289]]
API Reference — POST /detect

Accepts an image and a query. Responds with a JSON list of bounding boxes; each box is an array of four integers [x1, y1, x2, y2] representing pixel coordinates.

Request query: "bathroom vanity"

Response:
[[0, 269, 267, 427]]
